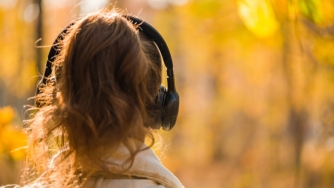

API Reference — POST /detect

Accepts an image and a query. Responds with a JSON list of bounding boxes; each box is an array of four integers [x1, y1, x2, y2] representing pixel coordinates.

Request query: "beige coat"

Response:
[[83, 142, 184, 188]]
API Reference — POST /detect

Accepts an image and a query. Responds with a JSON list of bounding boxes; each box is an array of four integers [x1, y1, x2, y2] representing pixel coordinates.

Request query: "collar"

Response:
[[101, 141, 184, 188]]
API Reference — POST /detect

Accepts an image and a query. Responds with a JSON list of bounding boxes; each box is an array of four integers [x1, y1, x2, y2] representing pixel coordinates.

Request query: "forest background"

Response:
[[1, 0, 334, 187]]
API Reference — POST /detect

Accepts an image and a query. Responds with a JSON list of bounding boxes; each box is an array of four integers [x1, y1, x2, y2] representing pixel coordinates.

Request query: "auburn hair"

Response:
[[23, 10, 162, 187]]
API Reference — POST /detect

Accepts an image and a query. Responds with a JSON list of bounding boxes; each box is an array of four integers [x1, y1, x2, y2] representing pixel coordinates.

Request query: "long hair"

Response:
[[22, 10, 162, 187]]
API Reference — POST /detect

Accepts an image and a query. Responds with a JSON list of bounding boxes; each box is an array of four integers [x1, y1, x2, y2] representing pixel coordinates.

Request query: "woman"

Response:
[[22, 10, 183, 188]]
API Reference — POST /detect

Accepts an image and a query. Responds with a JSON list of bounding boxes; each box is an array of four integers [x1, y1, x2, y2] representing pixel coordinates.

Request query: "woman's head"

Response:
[[26, 10, 162, 186]]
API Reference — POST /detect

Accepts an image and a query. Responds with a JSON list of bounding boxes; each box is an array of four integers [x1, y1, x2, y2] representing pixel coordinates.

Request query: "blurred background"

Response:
[[1, 0, 334, 187]]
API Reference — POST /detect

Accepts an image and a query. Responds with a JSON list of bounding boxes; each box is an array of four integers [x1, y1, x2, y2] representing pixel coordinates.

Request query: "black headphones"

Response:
[[36, 16, 179, 131]]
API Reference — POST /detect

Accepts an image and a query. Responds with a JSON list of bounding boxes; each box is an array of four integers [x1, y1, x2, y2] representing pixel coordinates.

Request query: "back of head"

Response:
[[24, 10, 162, 187]]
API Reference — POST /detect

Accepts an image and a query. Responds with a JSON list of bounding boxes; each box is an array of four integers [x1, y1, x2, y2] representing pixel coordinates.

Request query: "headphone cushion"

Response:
[[150, 85, 168, 129], [157, 85, 167, 106]]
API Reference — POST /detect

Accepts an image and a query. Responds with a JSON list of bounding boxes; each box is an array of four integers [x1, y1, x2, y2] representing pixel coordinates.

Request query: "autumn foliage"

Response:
[[1, 0, 334, 187]]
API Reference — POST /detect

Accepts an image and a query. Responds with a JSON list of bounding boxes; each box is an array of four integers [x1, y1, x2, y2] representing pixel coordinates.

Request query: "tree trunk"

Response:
[[34, 0, 43, 75]]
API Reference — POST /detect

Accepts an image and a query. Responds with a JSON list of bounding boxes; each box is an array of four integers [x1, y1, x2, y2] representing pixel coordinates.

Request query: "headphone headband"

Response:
[[128, 16, 176, 92], [128, 17, 173, 69], [40, 16, 176, 92]]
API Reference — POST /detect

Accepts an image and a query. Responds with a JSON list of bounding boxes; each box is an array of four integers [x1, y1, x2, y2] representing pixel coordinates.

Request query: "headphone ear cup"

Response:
[[151, 85, 179, 130], [161, 90, 179, 131]]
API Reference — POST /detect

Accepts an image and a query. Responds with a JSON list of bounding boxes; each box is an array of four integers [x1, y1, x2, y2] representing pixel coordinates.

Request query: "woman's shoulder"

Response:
[[83, 177, 166, 188], [83, 141, 184, 188]]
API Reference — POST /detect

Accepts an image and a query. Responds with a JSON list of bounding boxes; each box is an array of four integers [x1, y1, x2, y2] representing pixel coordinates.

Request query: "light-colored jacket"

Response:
[[83, 142, 184, 188]]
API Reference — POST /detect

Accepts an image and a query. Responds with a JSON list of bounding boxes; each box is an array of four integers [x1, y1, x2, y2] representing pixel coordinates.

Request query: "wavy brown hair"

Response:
[[22, 10, 162, 187]]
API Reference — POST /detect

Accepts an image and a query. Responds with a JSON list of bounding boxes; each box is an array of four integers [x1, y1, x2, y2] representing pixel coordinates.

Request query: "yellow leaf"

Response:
[[0, 125, 27, 160], [238, 0, 279, 38], [0, 106, 15, 125]]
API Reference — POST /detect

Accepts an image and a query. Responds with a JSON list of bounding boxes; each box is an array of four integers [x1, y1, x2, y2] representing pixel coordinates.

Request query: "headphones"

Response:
[[36, 16, 179, 131]]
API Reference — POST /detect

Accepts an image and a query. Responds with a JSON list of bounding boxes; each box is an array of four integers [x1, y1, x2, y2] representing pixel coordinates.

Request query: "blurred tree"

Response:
[[34, 0, 43, 74]]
